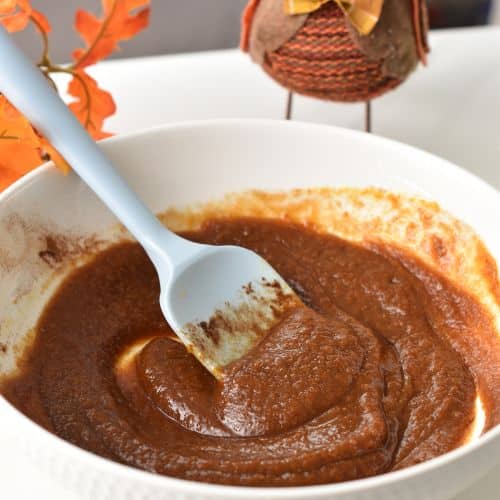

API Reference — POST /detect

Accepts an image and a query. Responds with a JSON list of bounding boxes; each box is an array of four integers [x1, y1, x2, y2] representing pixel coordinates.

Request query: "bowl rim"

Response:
[[1, 118, 500, 497]]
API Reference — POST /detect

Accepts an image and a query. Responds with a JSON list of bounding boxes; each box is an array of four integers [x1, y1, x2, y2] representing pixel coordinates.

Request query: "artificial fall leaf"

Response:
[[0, 141, 43, 191], [67, 70, 116, 140], [73, 0, 150, 68], [0, 96, 68, 181], [0, 0, 31, 32], [0, 0, 31, 12], [0, 1, 51, 34], [0, 95, 41, 147], [0, 0, 17, 10]]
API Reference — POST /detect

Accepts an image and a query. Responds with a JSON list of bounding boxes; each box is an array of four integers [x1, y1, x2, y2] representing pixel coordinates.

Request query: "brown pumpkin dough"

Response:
[[2, 217, 500, 487]]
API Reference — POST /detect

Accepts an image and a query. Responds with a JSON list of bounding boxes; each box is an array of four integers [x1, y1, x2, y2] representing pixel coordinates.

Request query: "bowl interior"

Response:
[[1, 119, 500, 378], [1, 119, 500, 496]]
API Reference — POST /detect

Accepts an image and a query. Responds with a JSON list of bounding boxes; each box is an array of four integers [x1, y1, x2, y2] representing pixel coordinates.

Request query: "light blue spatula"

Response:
[[0, 26, 300, 378]]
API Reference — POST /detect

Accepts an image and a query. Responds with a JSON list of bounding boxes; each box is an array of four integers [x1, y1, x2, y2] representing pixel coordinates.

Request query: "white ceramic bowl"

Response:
[[1, 120, 500, 500]]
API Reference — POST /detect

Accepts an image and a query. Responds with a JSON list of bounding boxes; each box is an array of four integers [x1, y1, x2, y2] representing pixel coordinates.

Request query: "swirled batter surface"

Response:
[[3, 217, 500, 486]]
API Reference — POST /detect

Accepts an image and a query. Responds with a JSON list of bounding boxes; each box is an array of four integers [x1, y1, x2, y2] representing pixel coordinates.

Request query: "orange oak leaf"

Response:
[[0, 0, 31, 32], [73, 0, 150, 68], [0, 94, 44, 189], [0, 96, 69, 186], [0, 0, 17, 11], [0, 95, 41, 147], [67, 70, 116, 140], [0, 1, 50, 34], [0, 141, 43, 191]]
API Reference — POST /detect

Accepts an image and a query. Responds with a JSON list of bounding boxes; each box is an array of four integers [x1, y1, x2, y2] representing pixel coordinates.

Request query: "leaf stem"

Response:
[[72, 72, 93, 128], [70, 0, 118, 69], [29, 14, 50, 68], [48, 68, 93, 128], [41, 70, 58, 91]]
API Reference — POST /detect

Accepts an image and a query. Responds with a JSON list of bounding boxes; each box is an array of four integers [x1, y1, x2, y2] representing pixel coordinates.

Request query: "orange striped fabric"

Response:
[[264, 3, 400, 102]]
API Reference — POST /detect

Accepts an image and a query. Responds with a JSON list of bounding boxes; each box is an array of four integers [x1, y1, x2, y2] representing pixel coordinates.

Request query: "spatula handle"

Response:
[[0, 26, 195, 272]]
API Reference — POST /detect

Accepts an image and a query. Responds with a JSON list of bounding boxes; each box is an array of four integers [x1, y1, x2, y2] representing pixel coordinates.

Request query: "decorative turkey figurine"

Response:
[[241, 0, 429, 126]]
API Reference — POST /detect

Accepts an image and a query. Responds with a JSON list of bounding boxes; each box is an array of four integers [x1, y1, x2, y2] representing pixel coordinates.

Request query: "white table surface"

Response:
[[1, 27, 500, 499]]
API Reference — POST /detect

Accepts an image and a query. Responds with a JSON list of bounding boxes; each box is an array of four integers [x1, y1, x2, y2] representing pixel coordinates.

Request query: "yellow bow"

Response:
[[284, 0, 384, 35]]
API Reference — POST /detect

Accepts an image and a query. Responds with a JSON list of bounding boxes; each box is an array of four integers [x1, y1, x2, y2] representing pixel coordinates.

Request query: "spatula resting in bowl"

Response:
[[0, 26, 301, 379]]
